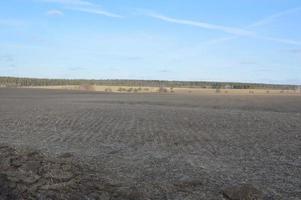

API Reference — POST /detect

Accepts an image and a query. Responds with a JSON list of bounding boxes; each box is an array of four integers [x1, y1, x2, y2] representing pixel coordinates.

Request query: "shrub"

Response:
[[105, 88, 112, 93], [80, 84, 95, 91], [158, 87, 168, 93]]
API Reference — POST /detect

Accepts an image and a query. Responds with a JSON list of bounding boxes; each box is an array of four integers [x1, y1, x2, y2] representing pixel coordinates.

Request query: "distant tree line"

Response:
[[0, 76, 298, 90]]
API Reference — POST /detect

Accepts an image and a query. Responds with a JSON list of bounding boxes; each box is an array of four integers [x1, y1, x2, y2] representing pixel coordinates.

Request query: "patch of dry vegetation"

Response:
[[26, 85, 301, 96]]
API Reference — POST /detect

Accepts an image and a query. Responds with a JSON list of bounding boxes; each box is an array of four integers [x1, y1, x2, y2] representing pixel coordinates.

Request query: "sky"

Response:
[[0, 0, 301, 84]]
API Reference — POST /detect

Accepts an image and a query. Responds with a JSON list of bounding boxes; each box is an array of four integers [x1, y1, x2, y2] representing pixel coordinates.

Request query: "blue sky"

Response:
[[0, 0, 301, 84]]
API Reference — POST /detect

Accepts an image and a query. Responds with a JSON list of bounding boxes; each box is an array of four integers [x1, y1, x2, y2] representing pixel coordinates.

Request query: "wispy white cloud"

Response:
[[257, 36, 301, 45], [67, 7, 123, 18], [206, 7, 301, 45], [206, 34, 301, 46], [41, 0, 92, 6], [248, 7, 301, 28], [46, 9, 64, 16], [40, 0, 122, 18], [147, 13, 301, 45], [148, 13, 255, 37], [148, 13, 301, 46]]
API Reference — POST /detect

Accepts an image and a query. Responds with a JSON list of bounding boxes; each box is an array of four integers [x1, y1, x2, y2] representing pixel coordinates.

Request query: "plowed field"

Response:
[[0, 88, 300, 199]]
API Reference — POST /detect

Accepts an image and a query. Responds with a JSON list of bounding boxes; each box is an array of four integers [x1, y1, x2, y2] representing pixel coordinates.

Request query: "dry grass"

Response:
[[26, 85, 301, 96]]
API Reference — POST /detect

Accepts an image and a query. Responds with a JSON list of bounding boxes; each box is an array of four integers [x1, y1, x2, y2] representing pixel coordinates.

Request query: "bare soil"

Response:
[[0, 88, 300, 199]]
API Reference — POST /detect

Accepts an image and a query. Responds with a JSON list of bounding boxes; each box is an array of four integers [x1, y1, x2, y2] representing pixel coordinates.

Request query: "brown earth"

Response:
[[0, 88, 300, 199], [0, 144, 154, 200]]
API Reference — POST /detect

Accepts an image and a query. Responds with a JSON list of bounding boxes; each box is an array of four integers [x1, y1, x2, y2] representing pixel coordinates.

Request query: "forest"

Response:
[[0, 76, 298, 90]]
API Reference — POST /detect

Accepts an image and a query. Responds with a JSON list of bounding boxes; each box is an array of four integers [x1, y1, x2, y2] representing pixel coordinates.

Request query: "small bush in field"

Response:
[[105, 88, 112, 93], [158, 87, 168, 93], [80, 84, 95, 91]]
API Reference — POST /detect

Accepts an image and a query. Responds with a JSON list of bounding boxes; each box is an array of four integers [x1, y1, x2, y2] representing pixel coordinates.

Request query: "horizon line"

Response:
[[1, 76, 299, 87]]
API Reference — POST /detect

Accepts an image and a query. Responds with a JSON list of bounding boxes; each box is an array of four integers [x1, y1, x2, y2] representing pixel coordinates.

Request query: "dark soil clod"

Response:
[[222, 184, 263, 200]]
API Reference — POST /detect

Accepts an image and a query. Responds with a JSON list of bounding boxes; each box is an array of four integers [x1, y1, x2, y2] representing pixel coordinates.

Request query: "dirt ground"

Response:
[[0, 88, 300, 199]]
